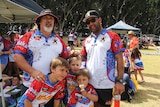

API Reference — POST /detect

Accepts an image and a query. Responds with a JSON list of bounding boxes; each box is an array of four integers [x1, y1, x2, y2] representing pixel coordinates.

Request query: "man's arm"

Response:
[[114, 52, 125, 95], [14, 54, 46, 82], [116, 52, 124, 79]]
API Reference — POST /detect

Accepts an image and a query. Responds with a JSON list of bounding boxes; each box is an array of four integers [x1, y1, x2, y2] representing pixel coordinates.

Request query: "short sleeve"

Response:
[[57, 35, 69, 59], [14, 32, 33, 54], [25, 80, 43, 102], [107, 31, 121, 54]]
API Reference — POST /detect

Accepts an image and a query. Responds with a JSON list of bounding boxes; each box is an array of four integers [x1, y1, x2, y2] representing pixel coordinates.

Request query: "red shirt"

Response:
[[129, 37, 139, 51]]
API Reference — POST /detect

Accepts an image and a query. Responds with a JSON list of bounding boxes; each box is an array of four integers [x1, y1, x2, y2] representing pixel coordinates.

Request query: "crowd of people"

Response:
[[0, 9, 145, 107]]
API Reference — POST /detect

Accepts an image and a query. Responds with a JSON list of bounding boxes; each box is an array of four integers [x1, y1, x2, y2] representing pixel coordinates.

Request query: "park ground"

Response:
[[120, 46, 160, 107]]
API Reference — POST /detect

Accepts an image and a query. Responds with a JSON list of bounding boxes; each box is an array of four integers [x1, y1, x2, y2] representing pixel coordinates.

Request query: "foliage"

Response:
[[33, 0, 160, 35]]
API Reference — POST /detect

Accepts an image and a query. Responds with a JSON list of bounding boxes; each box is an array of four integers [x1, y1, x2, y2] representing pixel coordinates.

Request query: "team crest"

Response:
[[52, 38, 58, 44], [100, 36, 106, 42], [42, 87, 48, 92]]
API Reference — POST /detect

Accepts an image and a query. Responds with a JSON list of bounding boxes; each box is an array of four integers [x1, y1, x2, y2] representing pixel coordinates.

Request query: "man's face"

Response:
[[86, 17, 101, 34], [127, 34, 132, 39], [40, 15, 55, 33]]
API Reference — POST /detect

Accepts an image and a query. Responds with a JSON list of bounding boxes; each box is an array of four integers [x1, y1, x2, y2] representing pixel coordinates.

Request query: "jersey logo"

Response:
[[100, 36, 106, 42], [52, 38, 58, 44]]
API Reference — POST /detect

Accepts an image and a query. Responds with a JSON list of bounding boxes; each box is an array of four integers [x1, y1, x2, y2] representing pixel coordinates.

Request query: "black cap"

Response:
[[83, 10, 100, 22], [35, 9, 59, 25]]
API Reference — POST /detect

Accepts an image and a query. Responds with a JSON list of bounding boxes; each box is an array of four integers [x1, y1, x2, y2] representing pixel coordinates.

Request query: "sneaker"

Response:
[[138, 80, 145, 83]]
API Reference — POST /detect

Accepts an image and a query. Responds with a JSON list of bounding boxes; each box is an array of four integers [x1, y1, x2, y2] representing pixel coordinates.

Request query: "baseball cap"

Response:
[[35, 9, 59, 25], [83, 10, 100, 22]]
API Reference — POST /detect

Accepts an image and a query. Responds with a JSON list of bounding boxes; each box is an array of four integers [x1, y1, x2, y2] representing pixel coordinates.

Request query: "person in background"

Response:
[[68, 31, 75, 50], [30, 24, 38, 32], [120, 39, 132, 86], [63, 54, 82, 106], [131, 48, 144, 83], [0, 74, 21, 107], [0, 31, 12, 72], [14, 9, 69, 107], [7, 31, 20, 76], [17, 57, 69, 107], [127, 30, 139, 52], [121, 39, 133, 76], [59, 29, 63, 39], [67, 68, 98, 107], [81, 10, 124, 107]]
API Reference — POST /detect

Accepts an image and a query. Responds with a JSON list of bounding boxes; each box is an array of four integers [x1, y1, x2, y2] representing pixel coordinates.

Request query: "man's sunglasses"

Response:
[[86, 18, 98, 25]]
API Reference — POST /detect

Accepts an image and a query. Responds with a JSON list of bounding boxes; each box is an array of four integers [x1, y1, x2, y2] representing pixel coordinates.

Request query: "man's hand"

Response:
[[114, 82, 125, 95], [69, 50, 80, 57], [31, 70, 46, 83]]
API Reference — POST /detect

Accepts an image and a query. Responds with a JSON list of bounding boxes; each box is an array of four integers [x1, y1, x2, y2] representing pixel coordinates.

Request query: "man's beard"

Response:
[[44, 21, 53, 33], [44, 26, 53, 33]]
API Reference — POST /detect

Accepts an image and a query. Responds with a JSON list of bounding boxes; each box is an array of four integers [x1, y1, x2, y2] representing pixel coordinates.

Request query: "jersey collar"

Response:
[[90, 28, 107, 38], [35, 29, 55, 39]]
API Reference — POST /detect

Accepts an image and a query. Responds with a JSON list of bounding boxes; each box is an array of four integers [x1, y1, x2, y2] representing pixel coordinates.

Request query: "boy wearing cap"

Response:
[[81, 10, 125, 107], [14, 9, 69, 106]]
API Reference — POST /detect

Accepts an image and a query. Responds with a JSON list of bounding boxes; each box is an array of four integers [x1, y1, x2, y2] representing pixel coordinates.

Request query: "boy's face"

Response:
[[76, 75, 89, 90], [70, 60, 81, 74], [51, 66, 68, 81], [12, 77, 20, 86]]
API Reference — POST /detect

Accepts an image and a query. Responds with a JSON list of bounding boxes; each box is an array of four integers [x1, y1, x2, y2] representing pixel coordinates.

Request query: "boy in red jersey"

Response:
[[17, 57, 69, 107]]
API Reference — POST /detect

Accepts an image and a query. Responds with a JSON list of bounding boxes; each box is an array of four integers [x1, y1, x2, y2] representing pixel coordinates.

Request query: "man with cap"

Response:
[[81, 10, 125, 107], [127, 30, 139, 52], [14, 9, 69, 106]]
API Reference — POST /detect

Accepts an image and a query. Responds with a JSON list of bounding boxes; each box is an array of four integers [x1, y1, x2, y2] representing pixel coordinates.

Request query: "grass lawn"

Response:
[[120, 46, 160, 107]]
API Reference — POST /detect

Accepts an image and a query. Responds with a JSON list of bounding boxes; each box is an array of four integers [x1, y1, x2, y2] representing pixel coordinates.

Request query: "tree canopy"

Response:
[[34, 0, 160, 35]]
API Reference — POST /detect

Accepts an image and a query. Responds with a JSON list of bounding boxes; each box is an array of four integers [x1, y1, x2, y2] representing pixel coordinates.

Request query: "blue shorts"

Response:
[[0, 55, 9, 66]]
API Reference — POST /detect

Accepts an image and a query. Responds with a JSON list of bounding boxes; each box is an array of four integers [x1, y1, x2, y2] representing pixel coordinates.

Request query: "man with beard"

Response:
[[81, 10, 125, 107], [14, 9, 69, 106]]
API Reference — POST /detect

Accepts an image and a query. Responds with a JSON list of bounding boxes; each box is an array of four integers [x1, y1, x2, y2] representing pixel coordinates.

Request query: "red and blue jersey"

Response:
[[17, 74, 66, 107], [0, 38, 11, 51], [64, 72, 78, 105], [67, 84, 97, 107], [14, 30, 69, 87], [123, 49, 131, 67], [81, 29, 121, 89]]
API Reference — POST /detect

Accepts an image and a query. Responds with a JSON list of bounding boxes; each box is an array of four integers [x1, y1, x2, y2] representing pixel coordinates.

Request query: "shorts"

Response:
[[9, 53, 15, 62], [0, 54, 8, 66], [95, 89, 113, 107], [68, 41, 74, 46]]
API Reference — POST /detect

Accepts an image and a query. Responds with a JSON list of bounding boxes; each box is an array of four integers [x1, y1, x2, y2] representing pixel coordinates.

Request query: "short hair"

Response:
[[76, 68, 90, 79], [50, 57, 69, 69], [122, 39, 127, 48], [12, 74, 21, 81], [68, 54, 82, 64]]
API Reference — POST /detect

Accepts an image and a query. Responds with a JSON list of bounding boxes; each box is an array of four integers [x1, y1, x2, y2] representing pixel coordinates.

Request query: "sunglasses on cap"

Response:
[[86, 18, 98, 25]]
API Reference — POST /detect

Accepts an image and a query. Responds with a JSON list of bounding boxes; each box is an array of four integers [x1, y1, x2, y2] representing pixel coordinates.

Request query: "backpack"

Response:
[[121, 79, 135, 102]]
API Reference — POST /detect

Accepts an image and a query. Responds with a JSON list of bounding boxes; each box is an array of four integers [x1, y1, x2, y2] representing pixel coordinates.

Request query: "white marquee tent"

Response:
[[107, 20, 141, 34]]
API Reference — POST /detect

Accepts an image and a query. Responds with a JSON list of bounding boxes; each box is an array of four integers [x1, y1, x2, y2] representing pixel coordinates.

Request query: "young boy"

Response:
[[67, 68, 98, 107], [63, 55, 82, 105], [17, 57, 69, 107]]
